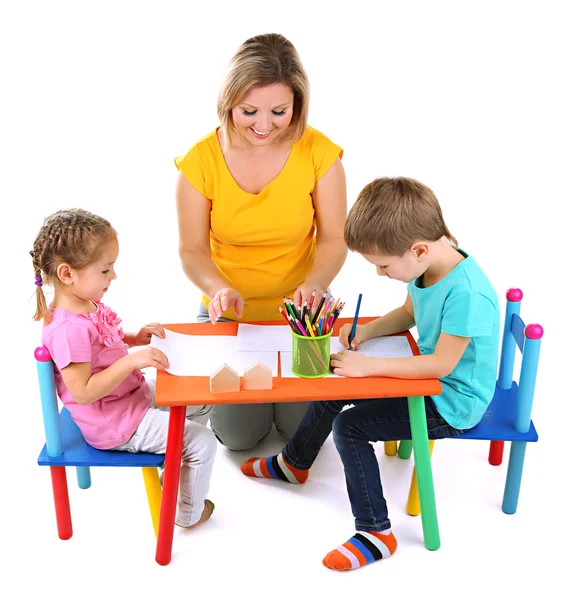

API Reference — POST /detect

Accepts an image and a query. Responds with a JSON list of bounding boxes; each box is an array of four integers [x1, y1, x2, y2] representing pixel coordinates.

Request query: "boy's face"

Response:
[[361, 247, 427, 283]]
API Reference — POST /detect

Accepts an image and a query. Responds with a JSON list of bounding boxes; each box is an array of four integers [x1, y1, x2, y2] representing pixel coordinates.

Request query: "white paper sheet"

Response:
[[151, 329, 278, 376], [359, 336, 413, 355], [236, 324, 293, 352], [328, 335, 413, 355]]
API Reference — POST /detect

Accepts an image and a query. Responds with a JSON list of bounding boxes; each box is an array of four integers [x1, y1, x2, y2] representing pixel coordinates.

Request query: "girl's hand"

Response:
[[330, 350, 375, 378], [293, 281, 327, 314], [339, 323, 369, 350], [132, 323, 166, 346], [130, 347, 170, 371], [209, 287, 244, 324]]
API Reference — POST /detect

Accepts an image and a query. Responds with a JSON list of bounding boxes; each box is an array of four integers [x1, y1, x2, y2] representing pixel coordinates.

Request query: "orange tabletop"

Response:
[[155, 317, 442, 406]]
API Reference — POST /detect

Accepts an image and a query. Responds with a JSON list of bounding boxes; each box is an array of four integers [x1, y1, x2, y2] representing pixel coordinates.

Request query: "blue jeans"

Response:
[[282, 397, 464, 532]]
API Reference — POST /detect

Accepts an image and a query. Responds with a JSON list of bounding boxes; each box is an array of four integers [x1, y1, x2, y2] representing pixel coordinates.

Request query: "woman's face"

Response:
[[232, 83, 294, 148]]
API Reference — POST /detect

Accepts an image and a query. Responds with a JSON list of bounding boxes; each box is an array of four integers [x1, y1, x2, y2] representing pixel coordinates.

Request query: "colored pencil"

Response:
[[311, 293, 328, 324], [349, 293, 362, 349], [305, 314, 316, 337], [294, 318, 308, 337], [279, 306, 299, 333]]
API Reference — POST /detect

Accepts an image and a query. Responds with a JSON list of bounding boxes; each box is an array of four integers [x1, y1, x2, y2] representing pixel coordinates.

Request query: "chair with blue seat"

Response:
[[36, 345, 164, 542], [393, 288, 542, 519]]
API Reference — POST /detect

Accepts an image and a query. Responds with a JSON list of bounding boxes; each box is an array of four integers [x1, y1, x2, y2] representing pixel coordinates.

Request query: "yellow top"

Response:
[[175, 126, 343, 321]]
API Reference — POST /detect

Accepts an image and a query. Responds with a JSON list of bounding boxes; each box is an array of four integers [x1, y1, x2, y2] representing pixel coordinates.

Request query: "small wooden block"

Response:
[[243, 362, 273, 390], [210, 363, 240, 393]]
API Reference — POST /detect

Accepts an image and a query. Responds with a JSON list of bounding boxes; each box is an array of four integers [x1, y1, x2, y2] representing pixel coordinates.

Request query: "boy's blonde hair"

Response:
[[217, 33, 309, 149], [30, 208, 117, 323], [345, 177, 458, 256]]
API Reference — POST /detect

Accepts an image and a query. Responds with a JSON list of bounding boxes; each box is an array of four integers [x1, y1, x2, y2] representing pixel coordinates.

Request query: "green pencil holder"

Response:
[[291, 329, 333, 378]]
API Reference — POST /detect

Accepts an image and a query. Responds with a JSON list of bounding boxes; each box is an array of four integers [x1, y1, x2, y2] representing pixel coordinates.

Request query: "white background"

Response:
[[1, 1, 575, 598]]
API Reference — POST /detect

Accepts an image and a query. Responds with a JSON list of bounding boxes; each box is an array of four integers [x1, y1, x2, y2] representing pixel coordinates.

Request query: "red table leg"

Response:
[[156, 405, 186, 565]]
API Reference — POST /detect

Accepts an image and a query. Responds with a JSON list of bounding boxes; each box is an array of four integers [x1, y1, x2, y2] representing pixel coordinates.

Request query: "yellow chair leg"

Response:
[[406, 440, 435, 516], [142, 466, 162, 538], [384, 441, 398, 456]]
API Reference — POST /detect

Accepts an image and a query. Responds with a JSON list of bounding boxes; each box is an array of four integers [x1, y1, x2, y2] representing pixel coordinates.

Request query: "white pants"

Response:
[[114, 383, 217, 527]]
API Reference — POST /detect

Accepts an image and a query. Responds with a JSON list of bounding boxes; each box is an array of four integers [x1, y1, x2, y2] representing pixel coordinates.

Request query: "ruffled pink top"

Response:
[[42, 302, 151, 449]]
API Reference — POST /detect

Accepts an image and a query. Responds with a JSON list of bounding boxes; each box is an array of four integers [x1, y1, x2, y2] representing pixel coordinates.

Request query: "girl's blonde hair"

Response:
[[30, 208, 117, 323], [345, 177, 458, 256], [217, 33, 310, 149]]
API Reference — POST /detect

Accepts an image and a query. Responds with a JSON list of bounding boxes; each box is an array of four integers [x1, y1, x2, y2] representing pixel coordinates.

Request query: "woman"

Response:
[[175, 33, 347, 450]]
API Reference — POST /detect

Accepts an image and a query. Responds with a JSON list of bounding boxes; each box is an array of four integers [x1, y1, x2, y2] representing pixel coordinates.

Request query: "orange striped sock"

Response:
[[241, 453, 309, 484], [322, 530, 398, 570]]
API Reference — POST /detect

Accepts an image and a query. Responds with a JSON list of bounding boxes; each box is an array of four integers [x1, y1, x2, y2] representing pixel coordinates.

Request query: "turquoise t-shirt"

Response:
[[408, 250, 500, 429]]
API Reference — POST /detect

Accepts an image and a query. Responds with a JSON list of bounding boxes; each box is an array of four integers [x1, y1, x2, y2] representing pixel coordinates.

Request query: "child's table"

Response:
[[153, 317, 442, 565]]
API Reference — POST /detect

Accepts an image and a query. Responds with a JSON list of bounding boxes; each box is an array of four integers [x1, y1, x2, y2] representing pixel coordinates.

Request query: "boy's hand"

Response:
[[130, 347, 170, 371], [132, 323, 166, 346], [209, 287, 244, 323], [330, 350, 375, 378], [339, 323, 369, 350]]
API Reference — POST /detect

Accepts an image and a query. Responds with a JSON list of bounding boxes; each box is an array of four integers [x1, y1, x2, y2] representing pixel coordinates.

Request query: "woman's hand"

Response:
[[330, 350, 375, 378], [338, 323, 369, 350], [209, 288, 244, 324], [293, 281, 327, 314], [131, 323, 166, 346]]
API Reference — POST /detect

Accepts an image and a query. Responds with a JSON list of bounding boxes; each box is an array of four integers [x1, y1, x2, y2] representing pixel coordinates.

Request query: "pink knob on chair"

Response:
[[506, 288, 523, 302], [525, 324, 544, 340], [34, 346, 52, 362]]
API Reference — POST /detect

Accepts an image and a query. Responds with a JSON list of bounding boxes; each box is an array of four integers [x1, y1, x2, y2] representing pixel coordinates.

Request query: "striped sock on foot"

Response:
[[241, 453, 309, 484], [323, 530, 398, 570]]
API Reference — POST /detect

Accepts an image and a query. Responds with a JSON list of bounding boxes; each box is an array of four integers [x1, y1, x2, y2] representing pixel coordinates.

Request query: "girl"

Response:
[[31, 208, 216, 528]]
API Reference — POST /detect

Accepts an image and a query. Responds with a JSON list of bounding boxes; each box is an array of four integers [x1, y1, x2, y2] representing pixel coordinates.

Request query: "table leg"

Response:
[[155, 405, 186, 565], [407, 395, 440, 551]]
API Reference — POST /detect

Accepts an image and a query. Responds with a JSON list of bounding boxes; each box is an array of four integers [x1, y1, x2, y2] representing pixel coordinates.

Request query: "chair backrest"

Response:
[[496, 288, 543, 433], [35, 346, 64, 458]]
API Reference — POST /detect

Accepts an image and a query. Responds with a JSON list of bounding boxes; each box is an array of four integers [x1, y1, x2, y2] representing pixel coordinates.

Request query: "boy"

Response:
[[241, 177, 500, 570]]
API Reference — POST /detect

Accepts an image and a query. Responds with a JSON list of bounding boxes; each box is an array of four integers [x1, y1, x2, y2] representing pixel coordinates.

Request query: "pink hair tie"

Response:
[[35, 275, 42, 286]]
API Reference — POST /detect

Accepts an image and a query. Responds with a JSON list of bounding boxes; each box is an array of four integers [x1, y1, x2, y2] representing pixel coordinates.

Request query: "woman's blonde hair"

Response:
[[217, 33, 309, 149], [345, 177, 458, 256], [30, 208, 117, 324]]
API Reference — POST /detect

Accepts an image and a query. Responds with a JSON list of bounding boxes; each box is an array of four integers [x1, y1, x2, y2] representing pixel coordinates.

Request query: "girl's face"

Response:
[[71, 237, 119, 302], [231, 83, 294, 148]]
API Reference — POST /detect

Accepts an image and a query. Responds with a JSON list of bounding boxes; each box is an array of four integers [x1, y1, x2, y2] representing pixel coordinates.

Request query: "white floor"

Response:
[[10, 406, 572, 600]]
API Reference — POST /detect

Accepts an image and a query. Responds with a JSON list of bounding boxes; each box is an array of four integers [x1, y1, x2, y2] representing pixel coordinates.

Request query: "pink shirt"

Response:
[[42, 302, 152, 450]]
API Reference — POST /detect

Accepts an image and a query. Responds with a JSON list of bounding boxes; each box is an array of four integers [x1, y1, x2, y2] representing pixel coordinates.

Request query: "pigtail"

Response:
[[30, 246, 51, 323]]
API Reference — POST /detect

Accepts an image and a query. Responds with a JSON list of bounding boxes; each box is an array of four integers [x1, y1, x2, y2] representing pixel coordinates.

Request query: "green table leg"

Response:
[[408, 395, 440, 551]]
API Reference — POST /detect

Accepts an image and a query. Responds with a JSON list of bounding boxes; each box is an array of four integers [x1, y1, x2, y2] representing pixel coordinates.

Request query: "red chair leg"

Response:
[[50, 466, 73, 540], [488, 440, 505, 466]]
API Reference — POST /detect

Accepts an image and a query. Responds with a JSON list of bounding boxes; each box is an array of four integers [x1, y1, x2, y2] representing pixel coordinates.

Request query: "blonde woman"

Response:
[[175, 33, 347, 451]]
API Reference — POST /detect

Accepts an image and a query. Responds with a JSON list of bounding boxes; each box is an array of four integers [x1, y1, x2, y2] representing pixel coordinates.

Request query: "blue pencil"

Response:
[[349, 293, 362, 350]]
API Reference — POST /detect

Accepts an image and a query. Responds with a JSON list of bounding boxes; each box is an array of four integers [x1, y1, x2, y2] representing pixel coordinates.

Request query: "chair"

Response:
[[389, 288, 542, 517], [36, 345, 164, 541]]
